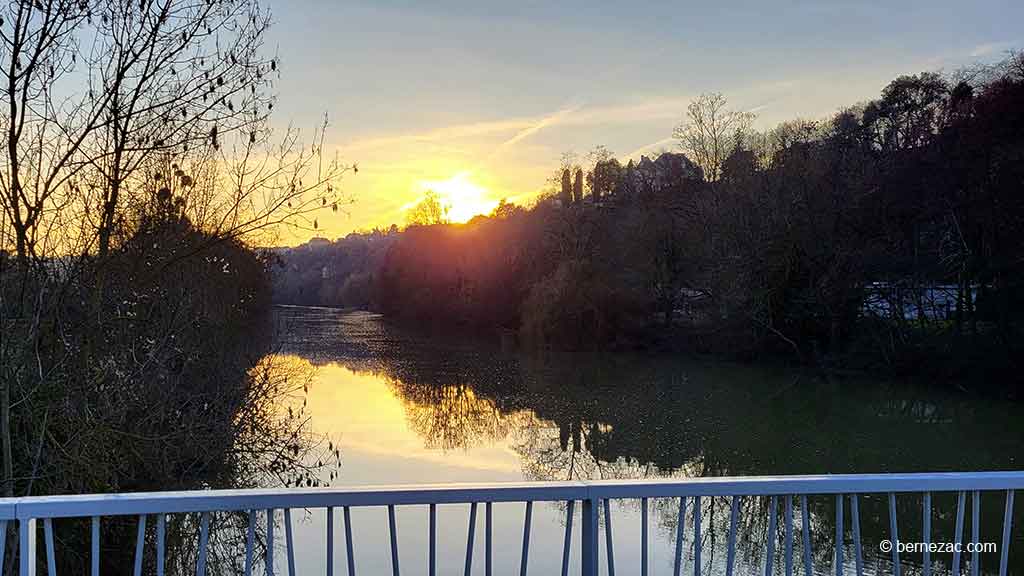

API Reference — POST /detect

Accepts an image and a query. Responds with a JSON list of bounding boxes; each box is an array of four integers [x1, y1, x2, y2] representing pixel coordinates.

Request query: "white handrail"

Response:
[[5, 472, 1024, 520], [4, 471, 1022, 576]]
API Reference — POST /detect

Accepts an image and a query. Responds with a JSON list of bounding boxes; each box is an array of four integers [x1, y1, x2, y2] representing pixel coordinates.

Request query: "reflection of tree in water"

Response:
[[61, 352, 342, 576], [172, 352, 342, 575], [388, 379, 518, 451], [274, 307, 1024, 574], [514, 417, 704, 483]]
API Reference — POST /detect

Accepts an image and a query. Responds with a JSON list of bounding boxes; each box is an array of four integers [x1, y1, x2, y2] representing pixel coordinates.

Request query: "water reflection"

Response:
[[272, 306, 1023, 575]]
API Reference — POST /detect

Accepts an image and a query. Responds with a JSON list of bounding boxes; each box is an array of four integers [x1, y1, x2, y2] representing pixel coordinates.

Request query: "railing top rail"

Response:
[[5, 471, 1023, 520], [4, 482, 585, 520], [585, 471, 1024, 498]]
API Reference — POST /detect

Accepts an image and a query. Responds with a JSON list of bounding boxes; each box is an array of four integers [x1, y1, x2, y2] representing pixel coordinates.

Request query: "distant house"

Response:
[[632, 153, 703, 193]]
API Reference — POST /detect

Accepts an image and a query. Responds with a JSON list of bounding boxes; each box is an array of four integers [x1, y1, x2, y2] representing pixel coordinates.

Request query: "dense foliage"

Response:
[[270, 227, 397, 308]]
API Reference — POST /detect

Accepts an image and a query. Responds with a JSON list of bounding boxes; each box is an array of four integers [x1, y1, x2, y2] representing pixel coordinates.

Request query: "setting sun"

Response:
[[415, 172, 498, 224]]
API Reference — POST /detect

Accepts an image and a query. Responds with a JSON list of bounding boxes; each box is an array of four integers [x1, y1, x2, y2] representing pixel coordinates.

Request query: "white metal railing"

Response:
[[1, 472, 1021, 576]]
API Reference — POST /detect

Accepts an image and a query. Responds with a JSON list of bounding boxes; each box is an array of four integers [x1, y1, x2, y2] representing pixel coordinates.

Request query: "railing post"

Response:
[[1, 520, 8, 574], [581, 497, 598, 576], [19, 518, 36, 576]]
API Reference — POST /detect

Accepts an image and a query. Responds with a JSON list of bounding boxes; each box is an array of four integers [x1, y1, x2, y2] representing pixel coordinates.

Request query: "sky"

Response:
[[266, 0, 1021, 244]]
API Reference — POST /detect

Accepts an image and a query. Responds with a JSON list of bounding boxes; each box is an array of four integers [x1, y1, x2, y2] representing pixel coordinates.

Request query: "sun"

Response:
[[416, 172, 497, 223]]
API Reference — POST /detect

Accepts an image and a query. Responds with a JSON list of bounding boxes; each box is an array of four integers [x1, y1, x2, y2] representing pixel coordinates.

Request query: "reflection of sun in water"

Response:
[[416, 172, 498, 223]]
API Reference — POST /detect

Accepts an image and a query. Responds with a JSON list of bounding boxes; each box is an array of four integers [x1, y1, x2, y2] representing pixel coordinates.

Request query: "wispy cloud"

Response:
[[563, 96, 690, 127], [337, 117, 537, 153], [484, 103, 583, 162], [339, 95, 693, 159], [969, 41, 1014, 58], [624, 137, 676, 161]]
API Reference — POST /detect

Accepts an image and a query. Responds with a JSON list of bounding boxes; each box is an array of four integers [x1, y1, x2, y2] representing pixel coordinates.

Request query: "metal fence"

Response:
[[2, 472, 1021, 576]]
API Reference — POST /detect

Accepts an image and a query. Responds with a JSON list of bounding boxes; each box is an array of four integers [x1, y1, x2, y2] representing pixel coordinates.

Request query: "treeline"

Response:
[[288, 54, 1024, 385], [270, 227, 398, 308]]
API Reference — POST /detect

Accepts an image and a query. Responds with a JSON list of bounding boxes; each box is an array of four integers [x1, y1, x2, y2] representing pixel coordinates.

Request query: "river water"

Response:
[[268, 306, 1023, 575]]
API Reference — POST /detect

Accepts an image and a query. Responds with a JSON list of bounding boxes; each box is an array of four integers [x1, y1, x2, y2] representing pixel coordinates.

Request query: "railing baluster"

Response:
[[971, 491, 980, 576], [90, 517, 99, 576], [726, 497, 738, 576], [464, 502, 477, 576], [284, 509, 296, 576], [953, 491, 965, 576], [766, 496, 777, 576], [343, 506, 356, 576], [19, 518, 36, 576], [134, 514, 147, 576], [156, 514, 165, 576], [694, 496, 702, 576], [999, 490, 1014, 576], [328, 507, 335, 576], [244, 510, 255, 576], [888, 493, 900, 576], [388, 505, 400, 576], [196, 512, 209, 576], [641, 497, 649, 576], [785, 495, 794, 576], [582, 498, 598, 576], [674, 496, 688, 576], [267, 508, 275, 576], [835, 494, 843, 576], [561, 500, 575, 576], [520, 501, 533, 576], [428, 504, 436, 576], [923, 492, 931, 576], [850, 495, 863, 576], [486, 502, 493, 576], [43, 518, 56, 576], [604, 499, 615, 576], [801, 495, 813, 576]]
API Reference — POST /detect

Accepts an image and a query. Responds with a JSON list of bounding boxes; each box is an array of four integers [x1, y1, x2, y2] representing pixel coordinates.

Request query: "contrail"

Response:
[[624, 137, 676, 161], [482, 103, 583, 164]]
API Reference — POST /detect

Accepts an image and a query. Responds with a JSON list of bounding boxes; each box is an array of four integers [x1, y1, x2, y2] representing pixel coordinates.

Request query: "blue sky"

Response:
[[265, 0, 1021, 241]]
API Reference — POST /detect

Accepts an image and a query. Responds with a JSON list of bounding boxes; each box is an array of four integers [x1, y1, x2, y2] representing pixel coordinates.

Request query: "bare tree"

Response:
[[1, 0, 91, 266], [541, 150, 579, 206], [1, 0, 344, 264], [673, 92, 755, 182]]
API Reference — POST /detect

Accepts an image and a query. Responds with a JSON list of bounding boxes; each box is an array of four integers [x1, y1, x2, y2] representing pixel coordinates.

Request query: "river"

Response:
[[268, 306, 1023, 576]]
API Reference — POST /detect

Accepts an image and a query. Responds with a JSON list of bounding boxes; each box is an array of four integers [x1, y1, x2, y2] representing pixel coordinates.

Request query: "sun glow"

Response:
[[415, 172, 498, 224]]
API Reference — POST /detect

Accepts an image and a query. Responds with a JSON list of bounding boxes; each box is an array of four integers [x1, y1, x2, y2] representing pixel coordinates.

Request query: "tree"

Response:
[[406, 190, 449, 226], [490, 198, 522, 219], [673, 93, 755, 182], [584, 145, 621, 202], [560, 169, 572, 206], [862, 72, 947, 153], [543, 151, 579, 207]]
